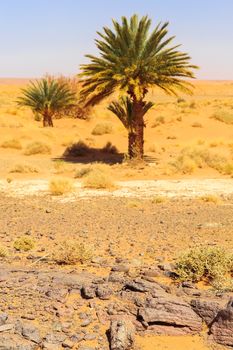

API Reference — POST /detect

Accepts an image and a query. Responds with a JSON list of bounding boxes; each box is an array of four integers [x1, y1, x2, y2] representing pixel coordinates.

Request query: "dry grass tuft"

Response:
[[199, 194, 222, 204], [49, 177, 74, 195], [151, 116, 165, 128], [211, 110, 233, 124], [24, 141, 51, 155], [9, 163, 39, 174], [52, 240, 93, 265], [83, 168, 115, 189], [91, 122, 113, 135], [152, 196, 167, 204], [14, 236, 35, 252], [170, 146, 229, 175], [1, 138, 22, 150], [0, 245, 9, 258]]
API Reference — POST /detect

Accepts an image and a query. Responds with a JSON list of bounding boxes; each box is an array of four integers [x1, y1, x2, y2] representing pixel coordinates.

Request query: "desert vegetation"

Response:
[[1, 9, 233, 350]]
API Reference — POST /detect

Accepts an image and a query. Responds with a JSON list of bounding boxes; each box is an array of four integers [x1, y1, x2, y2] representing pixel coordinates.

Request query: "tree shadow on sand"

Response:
[[57, 141, 124, 165]]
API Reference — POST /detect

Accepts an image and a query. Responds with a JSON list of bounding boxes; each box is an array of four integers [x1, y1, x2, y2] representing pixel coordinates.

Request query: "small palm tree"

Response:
[[108, 96, 154, 158], [79, 14, 198, 159], [18, 78, 76, 127]]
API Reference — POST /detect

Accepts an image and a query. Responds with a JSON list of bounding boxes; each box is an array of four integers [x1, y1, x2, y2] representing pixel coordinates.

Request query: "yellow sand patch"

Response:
[[135, 335, 211, 350]]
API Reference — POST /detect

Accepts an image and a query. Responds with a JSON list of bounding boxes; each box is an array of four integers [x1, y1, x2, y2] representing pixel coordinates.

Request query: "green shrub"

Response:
[[14, 236, 35, 251], [91, 122, 113, 135], [52, 241, 93, 265], [24, 141, 51, 155], [176, 246, 233, 284]]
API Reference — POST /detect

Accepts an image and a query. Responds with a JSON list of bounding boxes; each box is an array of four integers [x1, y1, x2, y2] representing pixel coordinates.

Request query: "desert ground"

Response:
[[0, 79, 233, 349]]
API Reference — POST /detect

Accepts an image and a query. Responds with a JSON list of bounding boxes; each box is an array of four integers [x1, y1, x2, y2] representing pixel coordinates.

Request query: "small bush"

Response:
[[24, 141, 51, 155], [176, 246, 233, 285], [102, 142, 118, 154], [152, 196, 167, 204], [152, 116, 165, 128], [14, 236, 35, 252], [10, 163, 39, 174], [177, 97, 186, 103], [1, 139, 22, 150], [75, 166, 92, 178], [170, 146, 228, 174], [211, 110, 233, 124], [199, 195, 221, 204], [63, 141, 89, 157], [91, 122, 113, 135], [192, 122, 203, 128], [83, 169, 115, 189], [0, 245, 9, 258], [189, 101, 196, 109], [49, 178, 74, 195], [52, 240, 92, 265]]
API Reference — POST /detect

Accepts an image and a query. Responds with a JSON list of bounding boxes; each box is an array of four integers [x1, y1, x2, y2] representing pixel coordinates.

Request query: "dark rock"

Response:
[[138, 295, 202, 335], [190, 299, 221, 325], [81, 285, 96, 299], [96, 284, 113, 300], [124, 278, 166, 294], [109, 319, 135, 350], [210, 298, 233, 346]]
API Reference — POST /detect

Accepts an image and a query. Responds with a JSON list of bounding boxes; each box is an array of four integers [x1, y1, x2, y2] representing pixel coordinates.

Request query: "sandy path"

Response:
[[0, 178, 233, 200]]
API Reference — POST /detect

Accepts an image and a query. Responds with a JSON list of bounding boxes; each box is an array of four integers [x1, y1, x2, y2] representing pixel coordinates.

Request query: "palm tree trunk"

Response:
[[43, 111, 53, 127], [129, 99, 144, 160], [128, 132, 137, 158]]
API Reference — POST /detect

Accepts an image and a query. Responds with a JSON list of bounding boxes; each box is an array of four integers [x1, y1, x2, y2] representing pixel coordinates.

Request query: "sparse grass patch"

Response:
[[170, 146, 228, 174], [199, 194, 222, 204], [49, 177, 74, 195], [14, 236, 35, 252], [175, 246, 233, 287], [91, 122, 113, 135], [1, 138, 22, 150], [152, 196, 167, 204], [9, 163, 39, 174], [151, 116, 165, 128], [147, 144, 157, 153], [52, 240, 93, 265], [0, 245, 9, 258], [191, 122, 203, 128], [24, 141, 51, 155], [211, 110, 233, 124], [83, 168, 115, 189], [127, 200, 141, 208]]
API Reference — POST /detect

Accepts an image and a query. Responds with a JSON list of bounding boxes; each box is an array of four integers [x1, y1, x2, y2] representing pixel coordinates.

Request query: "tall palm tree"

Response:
[[108, 96, 154, 158], [79, 14, 198, 159], [18, 78, 76, 127]]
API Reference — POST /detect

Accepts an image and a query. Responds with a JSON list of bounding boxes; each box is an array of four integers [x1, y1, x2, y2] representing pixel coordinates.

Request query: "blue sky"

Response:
[[0, 0, 232, 79]]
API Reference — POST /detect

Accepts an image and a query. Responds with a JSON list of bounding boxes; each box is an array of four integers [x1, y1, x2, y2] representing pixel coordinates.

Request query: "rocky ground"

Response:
[[0, 191, 233, 349]]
